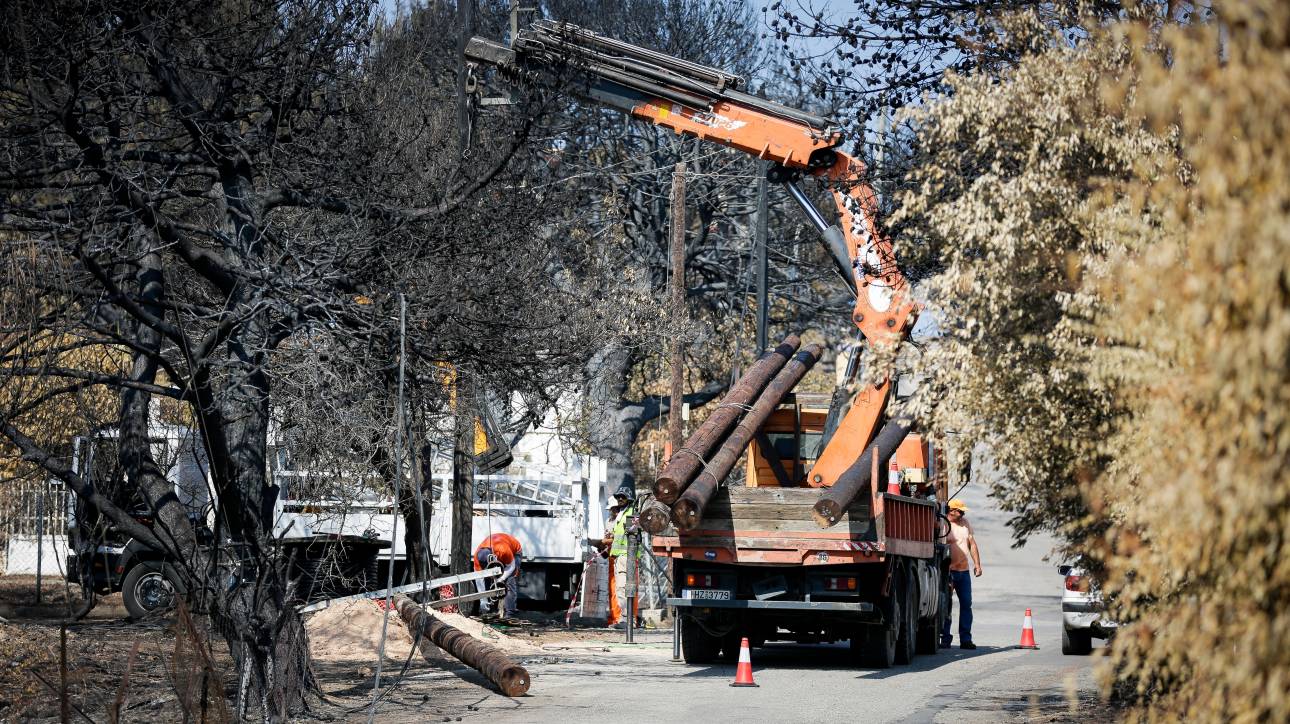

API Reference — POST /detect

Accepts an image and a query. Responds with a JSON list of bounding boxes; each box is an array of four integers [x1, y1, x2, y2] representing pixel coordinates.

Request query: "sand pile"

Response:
[[425, 611, 540, 655], [306, 600, 538, 664]]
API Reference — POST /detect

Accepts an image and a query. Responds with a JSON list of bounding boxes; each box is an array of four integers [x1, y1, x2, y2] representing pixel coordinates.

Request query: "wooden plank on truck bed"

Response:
[[673, 517, 876, 535], [656, 534, 883, 551], [705, 487, 869, 521], [706, 502, 870, 521], [646, 485, 871, 537], [724, 486, 838, 505]]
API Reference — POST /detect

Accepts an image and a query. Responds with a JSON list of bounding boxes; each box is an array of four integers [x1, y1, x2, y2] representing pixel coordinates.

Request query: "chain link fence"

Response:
[[0, 479, 75, 607]]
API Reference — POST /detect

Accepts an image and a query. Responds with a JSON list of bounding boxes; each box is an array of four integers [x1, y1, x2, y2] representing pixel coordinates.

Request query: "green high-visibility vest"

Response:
[[610, 505, 638, 556]]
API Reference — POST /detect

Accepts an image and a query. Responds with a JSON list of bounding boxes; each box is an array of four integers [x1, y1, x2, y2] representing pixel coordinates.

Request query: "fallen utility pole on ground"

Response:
[[653, 334, 801, 504], [394, 595, 531, 697], [672, 344, 823, 530]]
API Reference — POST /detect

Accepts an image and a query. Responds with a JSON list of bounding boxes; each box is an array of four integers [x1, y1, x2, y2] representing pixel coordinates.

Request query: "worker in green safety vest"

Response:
[[608, 484, 642, 628]]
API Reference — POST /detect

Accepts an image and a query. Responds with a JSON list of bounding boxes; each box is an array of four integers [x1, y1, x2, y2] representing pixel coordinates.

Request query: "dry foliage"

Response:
[[900, 2, 1288, 720]]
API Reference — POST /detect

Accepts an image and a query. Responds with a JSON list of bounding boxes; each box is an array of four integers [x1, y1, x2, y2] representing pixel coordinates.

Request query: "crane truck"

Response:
[[467, 20, 949, 668]]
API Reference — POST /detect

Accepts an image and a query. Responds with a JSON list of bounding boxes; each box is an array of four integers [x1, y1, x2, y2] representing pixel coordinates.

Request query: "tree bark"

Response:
[[585, 339, 638, 494], [400, 441, 437, 582], [117, 243, 196, 563], [452, 376, 475, 575]]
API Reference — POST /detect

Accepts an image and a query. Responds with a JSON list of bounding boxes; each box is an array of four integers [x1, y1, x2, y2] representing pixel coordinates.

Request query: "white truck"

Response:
[[65, 407, 619, 616], [66, 424, 394, 617]]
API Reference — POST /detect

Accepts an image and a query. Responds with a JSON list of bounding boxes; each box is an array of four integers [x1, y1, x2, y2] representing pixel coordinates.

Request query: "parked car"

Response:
[[1059, 564, 1116, 655]]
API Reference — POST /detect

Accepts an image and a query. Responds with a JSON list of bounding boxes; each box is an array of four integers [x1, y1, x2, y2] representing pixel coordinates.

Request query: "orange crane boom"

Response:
[[466, 20, 917, 490]]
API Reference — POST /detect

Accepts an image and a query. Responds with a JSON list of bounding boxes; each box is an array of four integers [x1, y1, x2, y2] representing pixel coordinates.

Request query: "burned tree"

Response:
[[0, 0, 619, 717]]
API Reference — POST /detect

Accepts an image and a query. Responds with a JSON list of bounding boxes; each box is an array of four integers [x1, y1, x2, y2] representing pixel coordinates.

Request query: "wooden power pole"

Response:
[[668, 162, 687, 462]]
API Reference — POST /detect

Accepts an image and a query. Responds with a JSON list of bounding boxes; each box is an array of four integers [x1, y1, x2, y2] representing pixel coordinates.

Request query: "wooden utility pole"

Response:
[[456, 0, 474, 160], [755, 160, 769, 352], [668, 162, 687, 462]]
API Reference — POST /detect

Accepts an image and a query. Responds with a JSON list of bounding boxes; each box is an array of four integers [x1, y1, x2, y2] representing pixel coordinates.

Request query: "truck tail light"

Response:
[[1065, 575, 1085, 592], [685, 574, 715, 588], [825, 577, 857, 591]]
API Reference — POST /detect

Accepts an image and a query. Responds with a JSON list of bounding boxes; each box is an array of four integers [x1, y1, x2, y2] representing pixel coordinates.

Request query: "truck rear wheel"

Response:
[[915, 613, 940, 654], [894, 571, 917, 665], [914, 571, 940, 655], [681, 616, 721, 664], [854, 624, 896, 668], [718, 632, 741, 663]]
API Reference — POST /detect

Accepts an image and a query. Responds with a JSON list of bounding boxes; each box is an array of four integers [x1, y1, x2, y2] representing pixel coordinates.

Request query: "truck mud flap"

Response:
[[667, 597, 874, 613]]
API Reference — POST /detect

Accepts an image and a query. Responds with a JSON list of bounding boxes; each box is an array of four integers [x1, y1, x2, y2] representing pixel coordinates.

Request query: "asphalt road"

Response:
[[398, 483, 1108, 723]]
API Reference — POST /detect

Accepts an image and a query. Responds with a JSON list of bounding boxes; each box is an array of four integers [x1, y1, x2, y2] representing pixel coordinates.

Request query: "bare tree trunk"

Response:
[[212, 326, 319, 719], [117, 244, 197, 562], [451, 378, 475, 575], [585, 340, 639, 493], [399, 439, 436, 583]]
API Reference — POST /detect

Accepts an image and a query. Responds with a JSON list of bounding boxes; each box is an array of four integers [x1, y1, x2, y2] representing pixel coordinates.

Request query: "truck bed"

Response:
[[651, 486, 935, 566]]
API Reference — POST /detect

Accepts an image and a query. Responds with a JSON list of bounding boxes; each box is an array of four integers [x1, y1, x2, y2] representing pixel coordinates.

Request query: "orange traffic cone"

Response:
[[886, 459, 902, 495], [729, 637, 759, 687], [1018, 608, 1039, 649]]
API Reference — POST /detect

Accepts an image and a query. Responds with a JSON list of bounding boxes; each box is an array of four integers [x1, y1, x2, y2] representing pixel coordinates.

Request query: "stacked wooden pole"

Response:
[[811, 414, 914, 528], [672, 345, 822, 530], [640, 335, 823, 534], [653, 334, 801, 504]]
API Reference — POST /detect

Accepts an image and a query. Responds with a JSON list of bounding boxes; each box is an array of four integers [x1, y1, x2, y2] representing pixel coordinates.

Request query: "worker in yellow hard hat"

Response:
[[941, 498, 983, 649]]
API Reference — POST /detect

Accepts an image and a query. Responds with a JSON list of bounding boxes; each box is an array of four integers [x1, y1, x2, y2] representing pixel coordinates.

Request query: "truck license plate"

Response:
[[682, 589, 731, 601]]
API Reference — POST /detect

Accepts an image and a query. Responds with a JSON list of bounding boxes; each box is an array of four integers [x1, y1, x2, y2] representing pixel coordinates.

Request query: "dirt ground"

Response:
[[0, 575, 638, 722]]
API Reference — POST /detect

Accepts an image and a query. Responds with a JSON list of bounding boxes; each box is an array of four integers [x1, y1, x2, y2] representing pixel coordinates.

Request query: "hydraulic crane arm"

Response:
[[466, 21, 917, 489], [468, 20, 840, 169]]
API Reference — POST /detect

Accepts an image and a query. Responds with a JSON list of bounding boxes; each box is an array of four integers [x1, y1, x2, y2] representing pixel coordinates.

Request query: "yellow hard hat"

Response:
[[948, 498, 969, 512]]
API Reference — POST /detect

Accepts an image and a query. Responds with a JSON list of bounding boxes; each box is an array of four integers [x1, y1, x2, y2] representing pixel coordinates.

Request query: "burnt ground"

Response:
[[0, 575, 236, 722], [0, 577, 633, 723]]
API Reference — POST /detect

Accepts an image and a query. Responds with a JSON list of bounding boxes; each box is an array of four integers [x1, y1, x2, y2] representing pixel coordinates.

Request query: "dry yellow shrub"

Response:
[[901, 3, 1288, 719]]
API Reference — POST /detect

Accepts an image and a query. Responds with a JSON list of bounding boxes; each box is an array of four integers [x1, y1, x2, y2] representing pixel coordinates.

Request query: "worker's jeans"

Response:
[[476, 554, 521, 616], [941, 569, 973, 644]]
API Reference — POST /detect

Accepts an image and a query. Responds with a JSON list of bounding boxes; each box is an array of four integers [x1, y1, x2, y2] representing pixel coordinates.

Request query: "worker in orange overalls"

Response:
[[602, 504, 623, 626], [474, 533, 522, 618]]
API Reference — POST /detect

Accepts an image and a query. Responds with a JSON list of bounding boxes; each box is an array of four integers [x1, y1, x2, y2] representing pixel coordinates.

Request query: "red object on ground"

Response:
[[1018, 608, 1039, 649], [439, 584, 458, 614], [729, 637, 759, 687]]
